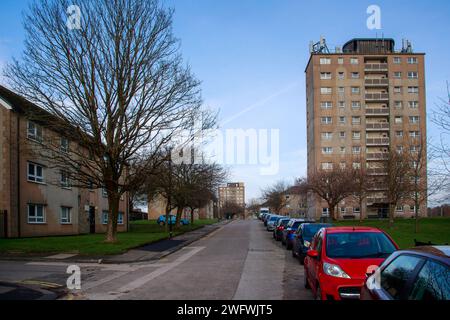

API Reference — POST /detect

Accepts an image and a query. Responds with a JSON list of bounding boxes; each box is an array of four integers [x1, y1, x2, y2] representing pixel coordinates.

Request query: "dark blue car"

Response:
[[157, 215, 190, 226], [292, 223, 333, 264]]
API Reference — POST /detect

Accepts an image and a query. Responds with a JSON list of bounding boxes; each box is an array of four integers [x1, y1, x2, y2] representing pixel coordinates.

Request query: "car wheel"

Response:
[[315, 284, 322, 300], [304, 269, 310, 289], [299, 254, 305, 265]]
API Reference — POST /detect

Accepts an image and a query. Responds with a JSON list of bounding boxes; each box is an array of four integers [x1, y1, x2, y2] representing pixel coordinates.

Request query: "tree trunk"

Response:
[[415, 190, 419, 233], [190, 207, 196, 225], [165, 203, 171, 232], [175, 207, 183, 229], [329, 205, 336, 221], [359, 198, 364, 223], [105, 193, 120, 243], [389, 203, 395, 228]]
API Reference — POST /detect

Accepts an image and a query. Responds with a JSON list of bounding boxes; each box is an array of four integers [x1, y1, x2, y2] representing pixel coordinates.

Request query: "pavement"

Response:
[[0, 219, 313, 300], [0, 220, 231, 265]]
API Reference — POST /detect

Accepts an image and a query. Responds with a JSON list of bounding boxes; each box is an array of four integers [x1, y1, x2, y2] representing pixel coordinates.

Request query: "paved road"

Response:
[[0, 219, 313, 300]]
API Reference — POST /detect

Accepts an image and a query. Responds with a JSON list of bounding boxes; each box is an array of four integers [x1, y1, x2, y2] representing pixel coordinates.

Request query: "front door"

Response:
[[89, 207, 96, 234]]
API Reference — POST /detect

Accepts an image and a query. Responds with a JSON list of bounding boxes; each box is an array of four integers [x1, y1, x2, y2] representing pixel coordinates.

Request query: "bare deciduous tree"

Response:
[[306, 165, 356, 221], [5, 0, 204, 242], [261, 181, 288, 214], [384, 148, 413, 227]]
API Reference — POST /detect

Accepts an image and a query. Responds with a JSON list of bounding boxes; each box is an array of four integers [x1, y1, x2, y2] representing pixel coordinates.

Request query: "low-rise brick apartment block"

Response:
[[0, 86, 129, 238], [305, 38, 427, 220]]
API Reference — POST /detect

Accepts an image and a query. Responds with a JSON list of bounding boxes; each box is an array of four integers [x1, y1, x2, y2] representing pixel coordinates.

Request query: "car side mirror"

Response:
[[307, 250, 319, 259]]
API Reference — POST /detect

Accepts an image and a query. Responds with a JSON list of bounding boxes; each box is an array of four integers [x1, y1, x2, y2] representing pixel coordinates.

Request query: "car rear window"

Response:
[[291, 221, 302, 229], [269, 216, 278, 221], [326, 232, 396, 259]]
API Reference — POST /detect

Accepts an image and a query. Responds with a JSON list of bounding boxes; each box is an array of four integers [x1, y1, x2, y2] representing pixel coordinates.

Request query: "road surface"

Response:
[[0, 219, 313, 300]]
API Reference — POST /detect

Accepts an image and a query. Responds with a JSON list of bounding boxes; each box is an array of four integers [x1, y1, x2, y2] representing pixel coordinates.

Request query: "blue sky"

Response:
[[1, 0, 449, 201]]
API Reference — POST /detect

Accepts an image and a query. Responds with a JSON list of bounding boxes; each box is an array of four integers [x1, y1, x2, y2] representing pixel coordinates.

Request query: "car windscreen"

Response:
[[326, 232, 396, 259], [290, 221, 302, 229], [303, 225, 327, 238]]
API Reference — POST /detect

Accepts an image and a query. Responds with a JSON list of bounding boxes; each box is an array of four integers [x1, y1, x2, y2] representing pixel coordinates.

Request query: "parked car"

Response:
[[282, 219, 308, 249], [304, 226, 398, 300], [361, 246, 450, 300], [273, 218, 291, 241], [292, 223, 333, 263], [266, 215, 281, 231], [157, 215, 189, 226], [263, 214, 274, 227]]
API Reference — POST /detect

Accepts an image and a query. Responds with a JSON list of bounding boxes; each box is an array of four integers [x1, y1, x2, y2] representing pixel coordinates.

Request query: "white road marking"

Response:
[[115, 246, 205, 296]]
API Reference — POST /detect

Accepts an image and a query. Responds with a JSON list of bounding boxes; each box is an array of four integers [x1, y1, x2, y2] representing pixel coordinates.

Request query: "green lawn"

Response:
[[0, 219, 218, 256], [335, 218, 450, 249]]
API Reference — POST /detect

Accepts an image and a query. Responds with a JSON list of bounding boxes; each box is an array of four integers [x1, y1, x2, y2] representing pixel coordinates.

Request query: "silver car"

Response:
[[266, 215, 281, 231]]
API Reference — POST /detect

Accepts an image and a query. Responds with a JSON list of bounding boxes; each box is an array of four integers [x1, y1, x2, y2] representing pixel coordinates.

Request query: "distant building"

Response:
[[305, 38, 427, 220], [218, 183, 245, 208], [279, 186, 308, 217], [0, 86, 129, 238], [147, 194, 214, 221]]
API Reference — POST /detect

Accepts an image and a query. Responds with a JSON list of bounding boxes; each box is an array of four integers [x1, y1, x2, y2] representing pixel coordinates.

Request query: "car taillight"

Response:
[[277, 226, 284, 231]]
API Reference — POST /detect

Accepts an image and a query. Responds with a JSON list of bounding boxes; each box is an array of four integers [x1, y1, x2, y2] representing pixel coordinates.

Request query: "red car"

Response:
[[304, 226, 398, 300]]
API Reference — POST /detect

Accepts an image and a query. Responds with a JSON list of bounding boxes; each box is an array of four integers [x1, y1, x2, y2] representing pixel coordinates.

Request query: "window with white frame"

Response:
[[339, 162, 346, 169], [340, 146, 346, 153], [394, 86, 402, 94], [320, 101, 333, 109], [338, 87, 345, 94], [339, 116, 346, 124], [27, 121, 43, 142], [61, 171, 70, 188], [28, 204, 45, 224], [338, 72, 345, 80], [340, 207, 346, 214], [407, 71, 418, 79], [410, 206, 416, 212], [394, 101, 403, 109], [394, 116, 403, 124], [397, 145, 404, 153], [27, 162, 44, 183], [322, 208, 330, 216], [350, 57, 359, 64], [396, 205, 404, 212], [352, 131, 361, 139], [320, 87, 332, 94], [322, 147, 333, 154], [351, 72, 360, 79], [408, 86, 419, 94], [118, 212, 124, 225], [337, 58, 344, 65], [320, 57, 331, 65], [352, 116, 361, 125], [102, 211, 109, 224], [321, 132, 333, 140], [338, 101, 345, 108], [321, 162, 333, 170], [351, 101, 361, 109], [407, 57, 418, 64], [353, 207, 361, 214], [339, 131, 346, 138], [353, 162, 361, 169], [409, 101, 419, 109], [393, 57, 401, 64], [102, 187, 108, 197], [61, 137, 69, 153], [396, 131, 404, 138], [321, 117, 332, 124], [393, 72, 402, 78], [352, 146, 361, 154], [60, 206, 71, 224], [409, 131, 420, 138], [410, 145, 420, 152], [320, 72, 332, 80], [409, 116, 419, 124], [351, 87, 360, 94]]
